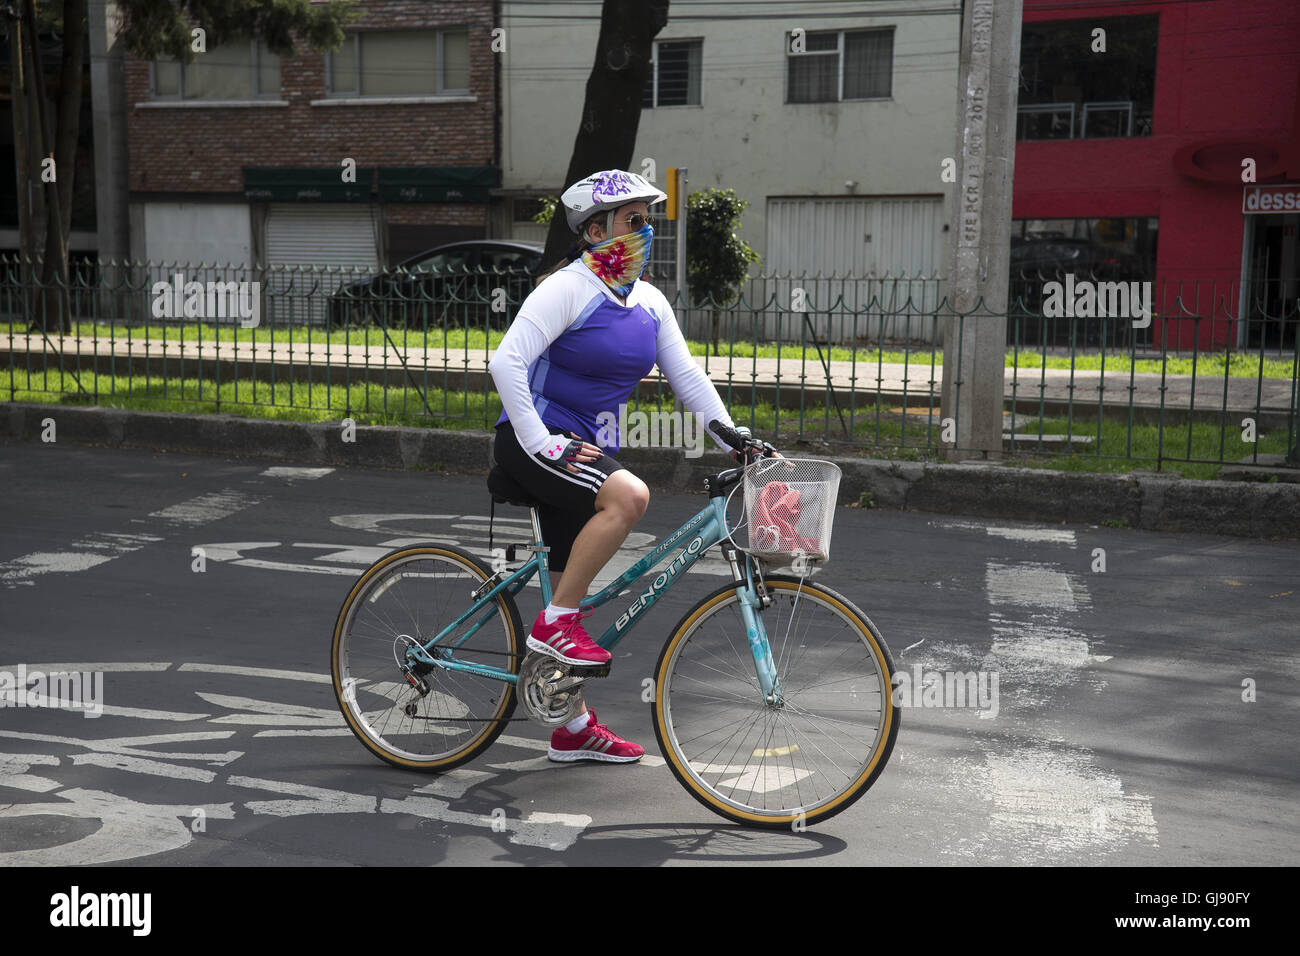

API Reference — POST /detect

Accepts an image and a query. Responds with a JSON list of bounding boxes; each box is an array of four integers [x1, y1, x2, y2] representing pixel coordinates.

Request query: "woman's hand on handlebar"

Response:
[[708, 419, 782, 463]]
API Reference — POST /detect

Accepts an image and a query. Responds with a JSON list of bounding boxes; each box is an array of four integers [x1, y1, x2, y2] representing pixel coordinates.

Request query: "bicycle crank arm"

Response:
[[543, 676, 592, 695]]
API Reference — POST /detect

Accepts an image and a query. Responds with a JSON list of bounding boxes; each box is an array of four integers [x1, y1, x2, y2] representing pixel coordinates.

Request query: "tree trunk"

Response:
[[24, 0, 72, 332], [8, 12, 33, 283], [54, 0, 87, 243], [540, 0, 669, 271]]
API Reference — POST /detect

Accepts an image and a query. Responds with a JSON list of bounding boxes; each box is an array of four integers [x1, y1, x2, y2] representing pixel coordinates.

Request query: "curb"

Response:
[[4, 401, 1298, 538]]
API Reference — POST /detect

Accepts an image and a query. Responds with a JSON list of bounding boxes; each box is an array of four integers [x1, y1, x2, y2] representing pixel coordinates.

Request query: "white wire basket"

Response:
[[741, 458, 842, 566]]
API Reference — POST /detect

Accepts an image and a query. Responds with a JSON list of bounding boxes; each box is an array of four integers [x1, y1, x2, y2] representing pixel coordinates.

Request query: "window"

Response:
[[327, 30, 469, 97], [1017, 15, 1157, 140], [787, 28, 892, 103], [642, 39, 702, 108], [152, 40, 280, 100]]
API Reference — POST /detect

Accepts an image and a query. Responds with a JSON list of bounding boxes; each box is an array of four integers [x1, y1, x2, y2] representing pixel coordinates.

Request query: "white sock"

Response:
[[565, 712, 592, 734], [544, 603, 578, 624]]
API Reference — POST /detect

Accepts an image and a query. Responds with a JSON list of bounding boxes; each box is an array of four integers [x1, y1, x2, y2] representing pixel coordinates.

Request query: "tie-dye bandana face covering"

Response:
[[582, 223, 654, 298]]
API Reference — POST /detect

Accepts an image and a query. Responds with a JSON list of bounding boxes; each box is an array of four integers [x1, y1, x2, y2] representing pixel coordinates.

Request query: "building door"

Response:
[[1243, 212, 1299, 351], [264, 204, 381, 325]]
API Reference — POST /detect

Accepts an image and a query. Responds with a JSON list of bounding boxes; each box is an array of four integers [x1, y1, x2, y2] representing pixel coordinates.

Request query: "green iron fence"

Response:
[[3, 254, 1297, 474]]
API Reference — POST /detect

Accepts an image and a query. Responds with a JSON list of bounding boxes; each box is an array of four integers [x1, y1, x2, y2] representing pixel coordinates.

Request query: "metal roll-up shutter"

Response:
[[765, 196, 942, 344], [265, 204, 380, 325]]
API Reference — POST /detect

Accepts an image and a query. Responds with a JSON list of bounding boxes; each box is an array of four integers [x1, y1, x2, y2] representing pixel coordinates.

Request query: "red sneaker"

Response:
[[527, 608, 612, 666], [548, 710, 644, 763]]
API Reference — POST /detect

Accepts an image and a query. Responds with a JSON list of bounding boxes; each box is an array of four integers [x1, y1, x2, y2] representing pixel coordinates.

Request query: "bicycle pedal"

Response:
[[568, 663, 611, 678]]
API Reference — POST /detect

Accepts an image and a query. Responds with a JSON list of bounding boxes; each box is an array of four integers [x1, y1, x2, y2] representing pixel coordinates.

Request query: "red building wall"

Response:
[[1013, 0, 1300, 348]]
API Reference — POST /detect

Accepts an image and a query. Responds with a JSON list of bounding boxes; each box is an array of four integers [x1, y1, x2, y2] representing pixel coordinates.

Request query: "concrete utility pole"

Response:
[[90, 0, 130, 268], [940, 0, 1023, 461]]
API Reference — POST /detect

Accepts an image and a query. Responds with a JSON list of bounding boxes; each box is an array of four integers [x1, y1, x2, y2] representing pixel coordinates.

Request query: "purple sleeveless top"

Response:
[[496, 291, 660, 454]]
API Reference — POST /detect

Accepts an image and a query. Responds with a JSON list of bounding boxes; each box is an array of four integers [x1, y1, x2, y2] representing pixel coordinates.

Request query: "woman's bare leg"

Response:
[[551, 470, 649, 609]]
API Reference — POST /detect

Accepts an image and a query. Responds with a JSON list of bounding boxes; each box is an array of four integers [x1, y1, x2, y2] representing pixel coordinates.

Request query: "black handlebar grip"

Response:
[[709, 420, 748, 452]]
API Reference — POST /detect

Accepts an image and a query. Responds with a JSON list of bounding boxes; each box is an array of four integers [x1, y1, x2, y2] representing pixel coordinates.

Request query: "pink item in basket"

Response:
[[753, 481, 820, 554]]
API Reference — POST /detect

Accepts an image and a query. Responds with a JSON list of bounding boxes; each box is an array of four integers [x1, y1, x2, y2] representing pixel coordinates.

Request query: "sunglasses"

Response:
[[617, 213, 652, 230]]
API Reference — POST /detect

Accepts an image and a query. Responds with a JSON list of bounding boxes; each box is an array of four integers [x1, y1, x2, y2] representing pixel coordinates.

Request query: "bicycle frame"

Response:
[[407, 493, 784, 702]]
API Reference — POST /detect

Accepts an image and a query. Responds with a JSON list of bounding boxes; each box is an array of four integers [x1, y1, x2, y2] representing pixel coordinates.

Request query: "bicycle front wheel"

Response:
[[652, 576, 898, 829], [331, 545, 522, 772]]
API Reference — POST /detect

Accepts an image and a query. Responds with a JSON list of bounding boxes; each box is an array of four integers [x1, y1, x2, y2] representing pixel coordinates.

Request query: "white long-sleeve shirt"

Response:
[[488, 259, 736, 456]]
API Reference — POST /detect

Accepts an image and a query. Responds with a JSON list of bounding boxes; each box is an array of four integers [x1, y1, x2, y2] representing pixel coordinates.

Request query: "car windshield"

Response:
[[405, 252, 466, 273], [483, 250, 536, 270]]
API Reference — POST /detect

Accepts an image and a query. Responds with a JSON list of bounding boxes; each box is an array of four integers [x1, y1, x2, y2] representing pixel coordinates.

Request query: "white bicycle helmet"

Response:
[[560, 169, 668, 235]]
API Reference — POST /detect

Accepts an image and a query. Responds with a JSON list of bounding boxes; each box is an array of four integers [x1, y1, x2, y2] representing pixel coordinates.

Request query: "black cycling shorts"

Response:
[[492, 420, 627, 572]]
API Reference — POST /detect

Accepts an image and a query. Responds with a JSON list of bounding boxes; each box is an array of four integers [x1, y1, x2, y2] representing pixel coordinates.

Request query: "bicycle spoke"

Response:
[[658, 580, 896, 824], [334, 551, 518, 766]]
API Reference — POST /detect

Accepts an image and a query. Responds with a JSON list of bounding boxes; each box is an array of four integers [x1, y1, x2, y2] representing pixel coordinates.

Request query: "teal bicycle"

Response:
[[330, 422, 898, 828]]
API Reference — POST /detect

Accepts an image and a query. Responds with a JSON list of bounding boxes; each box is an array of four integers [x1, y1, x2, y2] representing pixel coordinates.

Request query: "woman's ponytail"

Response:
[[534, 239, 588, 287], [534, 216, 601, 287]]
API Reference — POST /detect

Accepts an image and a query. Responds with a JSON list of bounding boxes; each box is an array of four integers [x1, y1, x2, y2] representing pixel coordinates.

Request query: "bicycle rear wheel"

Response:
[[331, 545, 522, 771], [652, 576, 898, 829]]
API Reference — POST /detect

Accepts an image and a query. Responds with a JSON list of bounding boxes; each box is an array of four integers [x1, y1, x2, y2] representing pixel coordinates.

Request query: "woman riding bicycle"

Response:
[[488, 169, 742, 763]]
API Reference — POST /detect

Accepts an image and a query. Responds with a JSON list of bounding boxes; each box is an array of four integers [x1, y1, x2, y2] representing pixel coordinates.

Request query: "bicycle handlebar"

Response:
[[709, 420, 778, 460], [709, 420, 748, 452]]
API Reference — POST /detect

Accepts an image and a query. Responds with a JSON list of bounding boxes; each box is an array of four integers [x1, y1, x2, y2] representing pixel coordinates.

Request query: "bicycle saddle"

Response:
[[487, 465, 542, 508]]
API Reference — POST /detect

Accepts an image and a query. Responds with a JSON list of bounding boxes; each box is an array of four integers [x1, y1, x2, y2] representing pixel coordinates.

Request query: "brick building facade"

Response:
[[125, 0, 498, 273]]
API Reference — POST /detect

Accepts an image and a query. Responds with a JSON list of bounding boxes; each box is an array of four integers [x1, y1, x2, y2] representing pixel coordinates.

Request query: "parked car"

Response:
[[1010, 235, 1144, 282], [329, 240, 544, 328], [1009, 235, 1150, 348]]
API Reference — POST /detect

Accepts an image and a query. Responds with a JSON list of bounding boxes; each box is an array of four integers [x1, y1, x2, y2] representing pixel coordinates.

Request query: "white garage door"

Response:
[[765, 196, 943, 343], [145, 202, 252, 269], [265, 204, 380, 325]]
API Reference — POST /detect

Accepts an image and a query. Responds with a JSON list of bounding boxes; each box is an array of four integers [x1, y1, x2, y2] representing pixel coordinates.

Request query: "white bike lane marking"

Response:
[[148, 490, 264, 527], [191, 513, 735, 587], [899, 523, 1159, 861], [1, 465, 333, 591], [259, 467, 334, 480], [0, 661, 661, 863], [0, 532, 164, 588], [977, 559, 1159, 858], [2, 485, 266, 589]]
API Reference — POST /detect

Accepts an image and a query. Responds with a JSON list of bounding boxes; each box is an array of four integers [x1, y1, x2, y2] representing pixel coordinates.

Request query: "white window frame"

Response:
[[786, 28, 893, 104], [786, 30, 840, 103], [643, 38, 703, 109], [149, 40, 280, 101], [325, 29, 470, 99], [1081, 100, 1134, 138], [1017, 102, 1077, 139]]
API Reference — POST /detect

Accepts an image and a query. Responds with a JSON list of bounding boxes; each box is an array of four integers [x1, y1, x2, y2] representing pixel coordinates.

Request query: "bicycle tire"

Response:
[[331, 545, 523, 772], [652, 576, 898, 829]]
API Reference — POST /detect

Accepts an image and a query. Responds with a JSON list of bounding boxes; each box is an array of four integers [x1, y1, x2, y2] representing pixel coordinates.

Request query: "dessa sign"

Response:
[[1242, 184, 1300, 214]]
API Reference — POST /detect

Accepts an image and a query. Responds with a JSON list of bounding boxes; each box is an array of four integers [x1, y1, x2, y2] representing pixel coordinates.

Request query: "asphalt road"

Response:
[[1, 440, 1296, 866]]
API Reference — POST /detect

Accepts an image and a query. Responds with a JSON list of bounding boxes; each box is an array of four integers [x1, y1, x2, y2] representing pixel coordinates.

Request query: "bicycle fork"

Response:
[[722, 542, 783, 705]]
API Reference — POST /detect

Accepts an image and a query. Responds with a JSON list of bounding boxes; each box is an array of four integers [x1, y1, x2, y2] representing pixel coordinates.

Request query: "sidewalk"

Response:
[[3, 401, 1298, 538], [5, 333, 1295, 427]]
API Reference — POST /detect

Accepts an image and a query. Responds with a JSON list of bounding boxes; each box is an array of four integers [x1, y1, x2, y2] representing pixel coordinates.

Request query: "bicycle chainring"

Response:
[[518, 652, 585, 727]]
